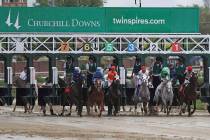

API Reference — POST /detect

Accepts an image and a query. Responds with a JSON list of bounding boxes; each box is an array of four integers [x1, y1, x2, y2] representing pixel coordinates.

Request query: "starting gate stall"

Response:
[[0, 7, 210, 113], [11, 54, 36, 108], [0, 56, 14, 106]]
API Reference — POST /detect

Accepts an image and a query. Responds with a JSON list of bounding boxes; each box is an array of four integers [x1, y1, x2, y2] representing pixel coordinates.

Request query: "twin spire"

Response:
[[5, 10, 21, 30]]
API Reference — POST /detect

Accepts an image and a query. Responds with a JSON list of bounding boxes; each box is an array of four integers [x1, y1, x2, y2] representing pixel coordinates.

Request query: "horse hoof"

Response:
[[67, 113, 71, 116], [59, 113, 64, 116], [43, 112, 46, 116], [107, 113, 112, 116]]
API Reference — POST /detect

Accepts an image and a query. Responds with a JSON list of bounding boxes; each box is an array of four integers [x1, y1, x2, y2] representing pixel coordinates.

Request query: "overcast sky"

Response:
[[104, 0, 204, 7]]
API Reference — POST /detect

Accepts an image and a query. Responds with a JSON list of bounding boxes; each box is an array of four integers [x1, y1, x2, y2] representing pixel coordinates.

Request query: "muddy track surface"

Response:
[[0, 106, 210, 140]]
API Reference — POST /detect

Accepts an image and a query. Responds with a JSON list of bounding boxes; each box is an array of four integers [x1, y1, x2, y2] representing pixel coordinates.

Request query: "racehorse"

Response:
[[178, 73, 198, 116], [154, 80, 174, 115], [107, 79, 121, 116], [87, 79, 104, 117], [132, 76, 150, 115], [13, 76, 36, 113], [60, 76, 84, 117]]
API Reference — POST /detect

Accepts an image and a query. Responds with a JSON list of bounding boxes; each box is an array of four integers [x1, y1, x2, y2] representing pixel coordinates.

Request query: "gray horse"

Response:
[[154, 80, 174, 115], [132, 76, 150, 115]]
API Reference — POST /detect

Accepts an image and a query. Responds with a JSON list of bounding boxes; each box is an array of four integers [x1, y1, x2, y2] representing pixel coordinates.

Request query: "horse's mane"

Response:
[[188, 73, 198, 91], [110, 80, 120, 95]]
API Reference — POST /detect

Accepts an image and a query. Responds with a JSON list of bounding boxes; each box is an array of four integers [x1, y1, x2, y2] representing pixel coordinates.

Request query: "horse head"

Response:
[[189, 73, 198, 87], [165, 80, 173, 94], [94, 79, 102, 91]]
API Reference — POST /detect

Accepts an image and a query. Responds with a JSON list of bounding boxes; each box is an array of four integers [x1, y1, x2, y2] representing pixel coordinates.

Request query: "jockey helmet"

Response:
[[111, 66, 116, 71], [187, 66, 193, 71]]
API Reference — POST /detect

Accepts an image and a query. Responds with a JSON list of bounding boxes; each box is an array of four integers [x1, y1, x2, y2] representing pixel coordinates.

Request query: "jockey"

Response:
[[92, 68, 104, 87], [86, 56, 97, 88], [184, 66, 194, 85], [175, 59, 186, 85], [136, 65, 149, 86], [132, 57, 142, 87], [19, 67, 27, 81], [179, 66, 193, 93], [64, 57, 74, 84], [157, 67, 170, 93], [160, 67, 170, 82], [107, 66, 119, 87], [151, 57, 163, 91], [72, 68, 83, 83]]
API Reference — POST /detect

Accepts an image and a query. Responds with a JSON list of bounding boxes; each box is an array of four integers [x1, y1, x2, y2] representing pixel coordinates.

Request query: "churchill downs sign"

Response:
[[0, 7, 199, 33]]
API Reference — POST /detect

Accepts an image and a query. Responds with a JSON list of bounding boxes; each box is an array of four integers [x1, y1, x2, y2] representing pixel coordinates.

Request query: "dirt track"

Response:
[[0, 106, 210, 140]]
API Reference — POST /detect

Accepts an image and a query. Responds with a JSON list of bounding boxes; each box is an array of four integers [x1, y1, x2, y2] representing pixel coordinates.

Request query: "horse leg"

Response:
[[187, 102, 191, 117], [190, 100, 196, 116], [129, 106, 133, 112], [113, 104, 117, 116], [143, 102, 148, 115], [98, 101, 104, 117], [94, 104, 98, 113], [49, 103, 55, 115], [13, 104, 17, 112], [135, 103, 138, 114], [67, 104, 72, 116], [166, 104, 170, 116], [86, 101, 91, 116], [42, 105, 46, 116], [60, 106, 65, 116], [77, 99, 83, 117], [108, 103, 112, 116]]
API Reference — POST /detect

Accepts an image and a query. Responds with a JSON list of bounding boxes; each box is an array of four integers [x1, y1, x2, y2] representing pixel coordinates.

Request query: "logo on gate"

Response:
[[5, 9, 21, 30]]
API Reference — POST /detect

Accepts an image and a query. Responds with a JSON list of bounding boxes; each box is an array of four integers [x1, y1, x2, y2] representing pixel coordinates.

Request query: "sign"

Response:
[[60, 42, 70, 52], [0, 7, 199, 33], [171, 42, 181, 52], [105, 43, 113, 52], [83, 43, 92, 52], [127, 43, 137, 52], [150, 43, 158, 51]]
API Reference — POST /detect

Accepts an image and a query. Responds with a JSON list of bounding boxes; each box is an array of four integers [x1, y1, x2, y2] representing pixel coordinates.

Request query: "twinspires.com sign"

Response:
[[0, 7, 199, 33]]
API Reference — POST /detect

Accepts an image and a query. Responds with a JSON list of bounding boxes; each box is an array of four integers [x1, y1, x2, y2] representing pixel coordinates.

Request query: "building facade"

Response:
[[0, 0, 29, 7]]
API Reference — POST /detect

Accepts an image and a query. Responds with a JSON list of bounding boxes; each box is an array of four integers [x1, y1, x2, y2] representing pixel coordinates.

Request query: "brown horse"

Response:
[[108, 79, 121, 116], [178, 73, 198, 116], [87, 79, 104, 117], [60, 76, 84, 117], [13, 76, 36, 113]]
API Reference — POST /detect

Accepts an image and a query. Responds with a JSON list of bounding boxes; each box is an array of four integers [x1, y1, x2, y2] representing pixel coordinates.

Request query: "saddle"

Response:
[[64, 82, 74, 94]]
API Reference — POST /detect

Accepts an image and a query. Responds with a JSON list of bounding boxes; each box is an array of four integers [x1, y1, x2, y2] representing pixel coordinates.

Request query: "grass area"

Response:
[[0, 80, 4, 87], [196, 99, 206, 110], [37, 76, 46, 83]]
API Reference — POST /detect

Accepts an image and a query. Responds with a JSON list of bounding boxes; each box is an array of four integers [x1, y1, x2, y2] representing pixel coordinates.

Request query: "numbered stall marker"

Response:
[[171, 42, 181, 52], [149, 43, 158, 51], [127, 43, 137, 52], [105, 43, 113, 52], [60, 42, 70, 52], [83, 43, 92, 52]]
